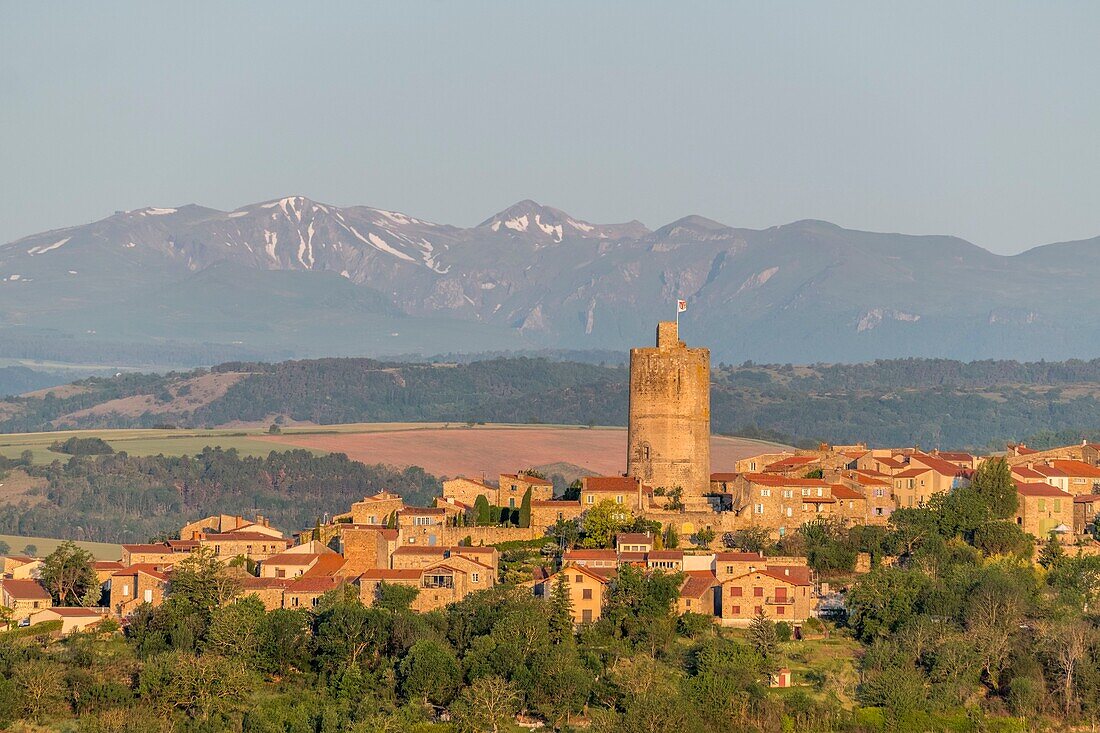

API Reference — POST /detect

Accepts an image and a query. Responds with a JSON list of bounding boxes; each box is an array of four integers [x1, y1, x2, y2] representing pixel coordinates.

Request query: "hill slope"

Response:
[[6, 356, 1100, 451], [3, 197, 1100, 364]]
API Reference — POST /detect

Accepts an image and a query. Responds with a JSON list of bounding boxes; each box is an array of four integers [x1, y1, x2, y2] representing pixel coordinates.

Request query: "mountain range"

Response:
[[2, 196, 1098, 366]]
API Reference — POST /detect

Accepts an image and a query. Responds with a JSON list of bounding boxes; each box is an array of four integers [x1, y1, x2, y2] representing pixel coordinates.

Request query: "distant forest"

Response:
[[6, 356, 1100, 451], [0, 449, 440, 543]]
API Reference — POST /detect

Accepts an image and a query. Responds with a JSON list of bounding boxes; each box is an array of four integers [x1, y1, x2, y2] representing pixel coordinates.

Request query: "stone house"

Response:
[[534, 565, 612, 624], [396, 507, 448, 545], [1015, 483, 1074, 538], [337, 491, 406, 526], [197, 531, 293, 562], [2, 556, 43, 580], [718, 565, 815, 626], [530, 500, 584, 529], [561, 549, 618, 569], [109, 564, 169, 618], [1073, 495, 1100, 536], [678, 572, 719, 615], [282, 576, 344, 610], [580, 476, 646, 512], [498, 473, 554, 508], [359, 554, 496, 613], [728, 473, 835, 538], [336, 526, 399, 573], [646, 550, 684, 572], [0, 579, 52, 623], [615, 533, 655, 553], [180, 513, 278, 541], [121, 543, 186, 567], [830, 484, 869, 525], [1049, 460, 1100, 496]]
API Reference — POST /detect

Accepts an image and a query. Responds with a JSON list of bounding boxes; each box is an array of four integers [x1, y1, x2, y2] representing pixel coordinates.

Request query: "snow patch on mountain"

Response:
[[856, 309, 921, 332], [28, 237, 71, 255]]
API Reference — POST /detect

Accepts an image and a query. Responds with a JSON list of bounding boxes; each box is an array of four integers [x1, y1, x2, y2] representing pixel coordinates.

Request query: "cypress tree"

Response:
[[474, 495, 491, 526], [519, 487, 533, 528], [548, 573, 574, 642]]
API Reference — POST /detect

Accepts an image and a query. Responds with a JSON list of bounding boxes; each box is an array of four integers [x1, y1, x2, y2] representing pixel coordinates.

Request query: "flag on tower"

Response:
[[677, 299, 688, 313]]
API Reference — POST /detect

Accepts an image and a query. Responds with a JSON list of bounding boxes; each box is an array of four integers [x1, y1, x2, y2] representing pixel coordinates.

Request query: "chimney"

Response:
[[656, 321, 679, 348]]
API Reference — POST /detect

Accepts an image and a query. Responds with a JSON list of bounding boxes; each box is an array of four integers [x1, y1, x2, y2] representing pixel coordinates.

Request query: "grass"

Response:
[[0, 533, 122, 560]]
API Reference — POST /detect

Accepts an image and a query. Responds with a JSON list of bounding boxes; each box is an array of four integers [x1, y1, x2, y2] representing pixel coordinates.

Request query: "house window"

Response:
[[754, 587, 763, 597], [582, 609, 593, 622], [144, 589, 153, 603], [874, 508, 884, 516], [292, 597, 299, 607], [782, 490, 793, 498], [642, 445, 651, 461], [1054, 500, 1062, 512], [730, 586, 742, 597], [777, 606, 785, 615], [586, 495, 595, 504], [311, 597, 320, 607], [802, 504, 809, 512], [575, 575, 583, 583], [760, 489, 771, 497], [122, 584, 131, 597], [754, 504, 764, 514], [874, 489, 885, 497], [817, 488, 823, 497], [1038, 499, 1047, 512], [802, 489, 810, 496], [509, 498, 516, 509], [615, 495, 623, 504], [472, 573, 480, 584], [754, 606, 762, 615], [731, 605, 741, 614], [582, 588, 592, 600], [786, 507, 792, 517], [414, 516, 434, 526]]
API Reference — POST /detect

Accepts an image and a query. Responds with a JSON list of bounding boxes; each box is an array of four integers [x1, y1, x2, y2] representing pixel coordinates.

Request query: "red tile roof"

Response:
[[397, 507, 446, 516], [42, 607, 104, 618], [616, 533, 654, 545], [679, 571, 717, 598], [392, 545, 449, 556], [1051, 460, 1100, 478], [112, 564, 170, 581], [741, 473, 829, 488], [893, 467, 933, 479], [647, 550, 684, 560], [583, 476, 640, 492], [1074, 494, 1100, 504], [909, 453, 965, 476], [830, 485, 865, 500], [501, 473, 553, 485], [715, 551, 764, 562], [0, 579, 51, 600], [874, 456, 907, 469], [562, 549, 617, 561], [358, 569, 423, 581], [557, 565, 613, 584], [763, 456, 819, 471], [121, 543, 173, 553], [1015, 482, 1072, 498], [760, 565, 813, 586], [201, 532, 292, 542]]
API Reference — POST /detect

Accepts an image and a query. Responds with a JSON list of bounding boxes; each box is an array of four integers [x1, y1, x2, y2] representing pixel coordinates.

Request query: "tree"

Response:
[[451, 675, 519, 733], [40, 541, 99, 606], [519, 486, 533, 528], [748, 609, 779, 665], [0, 539, 9, 554], [257, 608, 311, 675], [548, 573, 574, 643], [694, 526, 716, 548], [22, 544, 37, 556], [375, 581, 419, 613], [312, 600, 390, 672], [663, 523, 679, 549], [581, 500, 632, 548], [723, 526, 771, 554], [474, 495, 492, 526], [11, 659, 67, 722], [970, 457, 1017, 519], [1039, 533, 1065, 569], [168, 547, 240, 620], [399, 639, 461, 706], [973, 521, 1033, 557], [205, 595, 267, 662]]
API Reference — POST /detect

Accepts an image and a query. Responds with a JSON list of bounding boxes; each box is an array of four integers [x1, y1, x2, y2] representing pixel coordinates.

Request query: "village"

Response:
[[4, 320, 1100, 639]]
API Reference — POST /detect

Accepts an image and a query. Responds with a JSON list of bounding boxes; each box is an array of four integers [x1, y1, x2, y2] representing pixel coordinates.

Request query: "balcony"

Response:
[[766, 596, 795, 605], [422, 576, 455, 590]]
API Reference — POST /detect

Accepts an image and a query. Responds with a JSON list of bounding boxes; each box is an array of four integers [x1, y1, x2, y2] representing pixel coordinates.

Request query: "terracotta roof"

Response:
[[874, 456, 907, 469], [445, 477, 493, 488], [935, 451, 974, 463], [263, 552, 320, 566], [741, 473, 829, 488], [1032, 464, 1069, 478], [200, 532, 292, 542], [360, 490, 404, 502], [1013, 445, 1039, 455], [454, 546, 496, 554], [239, 577, 293, 590], [761, 565, 813, 586], [166, 540, 199, 550], [679, 571, 717, 598], [1016, 482, 1072, 498], [909, 453, 965, 476], [2, 555, 36, 564], [843, 450, 870, 459], [358, 568, 423, 581], [1050, 460, 1100, 478], [802, 495, 836, 503], [531, 499, 581, 507], [616, 533, 654, 545], [301, 553, 345, 577], [397, 507, 446, 516], [848, 472, 890, 487], [583, 476, 640, 492], [0, 579, 51, 600], [763, 456, 819, 471], [121, 543, 173, 553], [112, 564, 170, 581], [1012, 466, 1046, 480], [40, 607, 104, 618], [648, 550, 684, 560], [830, 485, 865, 500], [557, 565, 613, 584], [715, 551, 764, 562], [1074, 494, 1100, 504], [893, 467, 933, 479], [617, 551, 648, 563], [93, 561, 125, 570], [285, 576, 343, 593]]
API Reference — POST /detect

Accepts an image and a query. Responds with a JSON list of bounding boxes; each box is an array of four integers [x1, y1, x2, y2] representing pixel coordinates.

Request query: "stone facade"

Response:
[[627, 321, 711, 507]]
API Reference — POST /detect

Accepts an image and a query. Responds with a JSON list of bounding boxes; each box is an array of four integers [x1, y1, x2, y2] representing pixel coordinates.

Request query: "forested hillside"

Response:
[[6, 356, 1100, 450], [0, 449, 439, 543]]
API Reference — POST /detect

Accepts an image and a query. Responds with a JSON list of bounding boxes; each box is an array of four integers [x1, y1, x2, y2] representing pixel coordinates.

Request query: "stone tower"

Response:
[[627, 320, 711, 505]]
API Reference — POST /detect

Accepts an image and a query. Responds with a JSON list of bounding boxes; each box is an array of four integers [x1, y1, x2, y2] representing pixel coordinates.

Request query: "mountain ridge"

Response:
[[2, 196, 1099, 365]]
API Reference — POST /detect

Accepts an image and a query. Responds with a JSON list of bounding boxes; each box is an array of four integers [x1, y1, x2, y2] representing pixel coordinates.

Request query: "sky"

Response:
[[1, 2, 1097, 253]]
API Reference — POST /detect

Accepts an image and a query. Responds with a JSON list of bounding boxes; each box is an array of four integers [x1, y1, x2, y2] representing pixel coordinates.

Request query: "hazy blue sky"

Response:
[[2, 2, 1097, 253]]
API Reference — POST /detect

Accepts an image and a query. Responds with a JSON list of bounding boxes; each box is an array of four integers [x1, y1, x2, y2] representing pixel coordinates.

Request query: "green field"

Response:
[[0, 533, 122, 561]]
